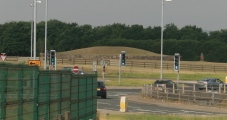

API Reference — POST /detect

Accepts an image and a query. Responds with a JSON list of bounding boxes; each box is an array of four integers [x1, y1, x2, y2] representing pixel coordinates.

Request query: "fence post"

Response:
[[212, 93, 214, 105], [164, 86, 166, 93], [224, 84, 226, 93], [173, 84, 175, 94], [156, 84, 159, 99], [150, 84, 153, 98], [57, 114, 62, 120], [65, 111, 70, 120], [193, 91, 196, 102], [178, 89, 181, 101], [193, 84, 195, 92], [193, 84, 196, 102], [73, 57, 75, 65], [182, 84, 184, 94], [219, 84, 221, 93]]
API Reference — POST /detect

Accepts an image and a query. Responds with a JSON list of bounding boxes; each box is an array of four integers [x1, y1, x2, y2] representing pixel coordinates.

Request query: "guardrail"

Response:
[[141, 83, 227, 107]]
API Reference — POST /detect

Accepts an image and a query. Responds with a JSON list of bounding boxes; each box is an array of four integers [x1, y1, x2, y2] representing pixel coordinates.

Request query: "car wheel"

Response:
[[101, 95, 107, 99]]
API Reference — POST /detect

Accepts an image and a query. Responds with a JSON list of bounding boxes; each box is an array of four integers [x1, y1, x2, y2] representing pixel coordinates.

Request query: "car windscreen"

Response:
[[199, 79, 209, 82], [98, 82, 105, 86]]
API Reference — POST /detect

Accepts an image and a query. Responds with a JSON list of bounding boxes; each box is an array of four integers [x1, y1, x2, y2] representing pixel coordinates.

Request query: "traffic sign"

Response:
[[72, 65, 79, 73], [0, 53, 7, 62], [93, 61, 97, 71], [28, 60, 41, 66], [101, 60, 105, 66]]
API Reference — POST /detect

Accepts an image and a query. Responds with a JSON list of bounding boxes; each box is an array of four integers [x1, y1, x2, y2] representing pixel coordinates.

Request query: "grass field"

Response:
[[71, 64, 227, 86]]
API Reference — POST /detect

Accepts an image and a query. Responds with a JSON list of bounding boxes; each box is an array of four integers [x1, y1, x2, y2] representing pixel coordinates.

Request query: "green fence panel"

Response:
[[0, 63, 39, 120], [0, 64, 97, 120], [0, 63, 7, 119]]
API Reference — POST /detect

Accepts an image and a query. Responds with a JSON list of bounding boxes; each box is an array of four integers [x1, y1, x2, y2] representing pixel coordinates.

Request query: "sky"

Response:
[[0, 0, 226, 31]]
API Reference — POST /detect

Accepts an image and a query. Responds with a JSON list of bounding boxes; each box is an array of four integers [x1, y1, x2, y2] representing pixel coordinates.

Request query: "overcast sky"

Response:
[[0, 0, 226, 31]]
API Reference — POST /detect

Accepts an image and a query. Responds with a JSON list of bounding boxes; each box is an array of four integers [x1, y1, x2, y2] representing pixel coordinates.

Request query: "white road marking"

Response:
[[108, 94, 119, 96], [150, 111, 167, 114], [118, 94, 127, 96], [134, 109, 150, 112], [128, 106, 141, 109], [97, 102, 111, 105]]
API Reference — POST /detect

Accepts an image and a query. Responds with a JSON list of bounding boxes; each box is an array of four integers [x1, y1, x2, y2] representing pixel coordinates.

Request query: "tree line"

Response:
[[0, 19, 227, 62]]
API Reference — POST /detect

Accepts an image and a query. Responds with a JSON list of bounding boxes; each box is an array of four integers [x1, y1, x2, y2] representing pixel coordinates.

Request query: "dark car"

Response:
[[197, 78, 224, 90], [73, 69, 87, 75], [97, 81, 107, 99], [153, 79, 177, 90]]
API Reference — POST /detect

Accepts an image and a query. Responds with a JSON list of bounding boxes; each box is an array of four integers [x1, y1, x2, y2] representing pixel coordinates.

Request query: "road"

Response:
[[97, 88, 227, 115]]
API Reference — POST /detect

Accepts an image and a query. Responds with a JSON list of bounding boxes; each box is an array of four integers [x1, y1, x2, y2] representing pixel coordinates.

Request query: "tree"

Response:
[[179, 25, 208, 40], [163, 23, 179, 39], [0, 21, 30, 55], [123, 24, 144, 40], [46, 19, 69, 50], [209, 30, 227, 43]]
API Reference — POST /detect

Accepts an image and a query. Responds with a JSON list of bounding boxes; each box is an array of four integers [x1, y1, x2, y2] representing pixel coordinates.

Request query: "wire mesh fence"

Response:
[[0, 63, 97, 120]]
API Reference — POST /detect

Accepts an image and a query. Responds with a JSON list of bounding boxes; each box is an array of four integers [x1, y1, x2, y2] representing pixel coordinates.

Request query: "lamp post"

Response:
[[160, 0, 172, 80], [33, 0, 41, 60], [44, 0, 48, 70], [30, 4, 33, 59]]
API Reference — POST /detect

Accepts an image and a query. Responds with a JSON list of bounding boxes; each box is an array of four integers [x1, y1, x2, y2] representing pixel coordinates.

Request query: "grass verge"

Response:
[[98, 113, 227, 120]]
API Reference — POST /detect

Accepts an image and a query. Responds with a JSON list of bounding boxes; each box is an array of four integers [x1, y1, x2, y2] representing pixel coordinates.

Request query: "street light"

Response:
[[33, 0, 41, 60], [30, 4, 33, 59], [44, 0, 48, 70], [160, 0, 172, 80], [30, 0, 41, 60]]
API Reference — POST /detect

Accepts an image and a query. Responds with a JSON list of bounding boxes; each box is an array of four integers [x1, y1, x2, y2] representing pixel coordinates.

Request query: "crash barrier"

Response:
[[0, 63, 97, 120], [142, 83, 227, 107]]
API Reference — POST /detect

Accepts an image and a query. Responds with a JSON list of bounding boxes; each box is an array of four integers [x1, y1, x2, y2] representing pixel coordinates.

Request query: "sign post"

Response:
[[0, 53, 7, 62], [101, 59, 105, 81], [93, 61, 97, 74]]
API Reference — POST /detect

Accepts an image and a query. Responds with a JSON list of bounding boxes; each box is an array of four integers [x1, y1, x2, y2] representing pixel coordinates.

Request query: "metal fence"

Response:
[[0, 63, 97, 120], [141, 83, 227, 107]]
